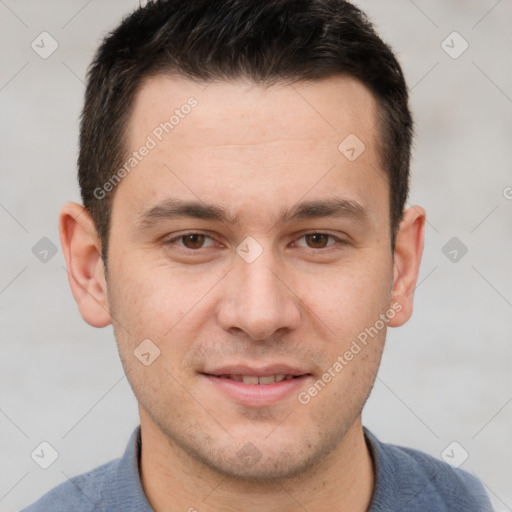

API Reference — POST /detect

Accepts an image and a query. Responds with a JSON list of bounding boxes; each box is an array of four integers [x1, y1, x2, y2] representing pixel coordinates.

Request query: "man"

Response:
[[23, 0, 492, 510]]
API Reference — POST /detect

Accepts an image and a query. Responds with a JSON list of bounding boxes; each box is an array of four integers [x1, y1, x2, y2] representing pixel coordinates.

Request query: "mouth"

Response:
[[200, 365, 312, 406], [203, 373, 306, 384]]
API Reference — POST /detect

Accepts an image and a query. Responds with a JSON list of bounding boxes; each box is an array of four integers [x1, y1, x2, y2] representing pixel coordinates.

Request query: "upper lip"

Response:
[[202, 364, 310, 377]]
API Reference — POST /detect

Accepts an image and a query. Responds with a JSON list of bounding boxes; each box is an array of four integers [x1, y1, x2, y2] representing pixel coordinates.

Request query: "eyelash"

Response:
[[164, 231, 346, 252]]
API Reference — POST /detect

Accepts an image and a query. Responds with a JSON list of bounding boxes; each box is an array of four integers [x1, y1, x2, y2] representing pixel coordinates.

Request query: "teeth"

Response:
[[242, 375, 259, 384], [234, 374, 296, 384], [211, 374, 301, 384]]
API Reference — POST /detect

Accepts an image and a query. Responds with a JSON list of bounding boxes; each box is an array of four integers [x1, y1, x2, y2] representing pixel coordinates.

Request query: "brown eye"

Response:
[[304, 233, 331, 248], [181, 234, 206, 249]]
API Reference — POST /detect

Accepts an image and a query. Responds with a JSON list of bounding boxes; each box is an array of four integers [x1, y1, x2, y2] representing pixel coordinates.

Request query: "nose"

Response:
[[216, 249, 302, 341]]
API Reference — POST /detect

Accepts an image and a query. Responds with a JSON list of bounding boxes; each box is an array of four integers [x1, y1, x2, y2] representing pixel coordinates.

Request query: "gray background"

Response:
[[1, 1, 511, 510]]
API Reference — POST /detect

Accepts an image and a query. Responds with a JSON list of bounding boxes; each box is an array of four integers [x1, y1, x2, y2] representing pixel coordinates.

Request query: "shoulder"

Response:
[[365, 429, 493, 512], [20, 458, 119, 512]]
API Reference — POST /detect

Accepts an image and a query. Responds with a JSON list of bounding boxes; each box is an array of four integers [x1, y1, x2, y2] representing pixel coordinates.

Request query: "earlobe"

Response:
[[59, 202, 112, 328], [388, 206, 426, 327]]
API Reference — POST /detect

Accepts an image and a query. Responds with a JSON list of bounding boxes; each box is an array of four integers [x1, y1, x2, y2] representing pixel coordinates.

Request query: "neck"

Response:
[[139, 412, 374, 512]]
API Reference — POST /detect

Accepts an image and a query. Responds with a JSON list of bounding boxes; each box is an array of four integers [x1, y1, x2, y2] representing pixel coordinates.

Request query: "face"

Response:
[[101, 75, 401, 480]]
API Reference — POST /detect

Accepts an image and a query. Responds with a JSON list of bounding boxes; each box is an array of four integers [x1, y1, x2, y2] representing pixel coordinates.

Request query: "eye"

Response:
[[294, 233, 341, 249], [166, 232, 217, 250]]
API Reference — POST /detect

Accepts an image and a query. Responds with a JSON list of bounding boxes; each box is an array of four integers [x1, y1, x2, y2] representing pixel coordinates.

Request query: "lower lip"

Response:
[[202, 374, 312, 407]]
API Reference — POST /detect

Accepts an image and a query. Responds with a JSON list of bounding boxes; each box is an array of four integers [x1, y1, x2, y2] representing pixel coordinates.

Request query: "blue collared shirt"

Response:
[[22, 426, 493, 511]]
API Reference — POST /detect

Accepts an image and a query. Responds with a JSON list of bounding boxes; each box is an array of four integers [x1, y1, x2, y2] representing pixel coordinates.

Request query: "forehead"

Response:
[[130, 73, 378, 145], [115, 74, 387, 230]]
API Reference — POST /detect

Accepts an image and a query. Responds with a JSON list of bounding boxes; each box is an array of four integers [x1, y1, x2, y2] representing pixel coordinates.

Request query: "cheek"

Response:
[[305, 253, 393, 341], [302, 264, 390, 414], [108, 253, 197, 333], [106, 257, 198, 411], [107, 252, 228, 379]]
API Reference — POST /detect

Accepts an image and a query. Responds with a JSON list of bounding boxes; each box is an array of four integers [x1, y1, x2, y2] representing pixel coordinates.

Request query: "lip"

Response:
[[201, 366, 312, 407], [203, 364, 308, 377]]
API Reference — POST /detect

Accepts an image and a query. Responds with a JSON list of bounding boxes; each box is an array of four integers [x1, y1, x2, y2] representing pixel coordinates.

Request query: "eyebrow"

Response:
[[136, 196, 369, 230]]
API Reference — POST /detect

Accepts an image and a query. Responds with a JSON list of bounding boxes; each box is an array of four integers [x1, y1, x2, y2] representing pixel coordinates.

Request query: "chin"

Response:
[[204, 449, 317, 483], [181, 431, 328, 484]]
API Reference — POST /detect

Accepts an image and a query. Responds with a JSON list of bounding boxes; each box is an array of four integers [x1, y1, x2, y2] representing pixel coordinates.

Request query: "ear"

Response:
[[387, 205, 426, 327], [59, 202, 112, 328]]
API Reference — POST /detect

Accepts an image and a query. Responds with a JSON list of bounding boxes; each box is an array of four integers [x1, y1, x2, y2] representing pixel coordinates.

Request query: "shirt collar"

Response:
[[113, 426, 155, 511]]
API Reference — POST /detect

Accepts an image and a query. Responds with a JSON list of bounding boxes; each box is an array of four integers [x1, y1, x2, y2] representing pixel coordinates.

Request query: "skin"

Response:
[[60, 75, 425, 511]]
